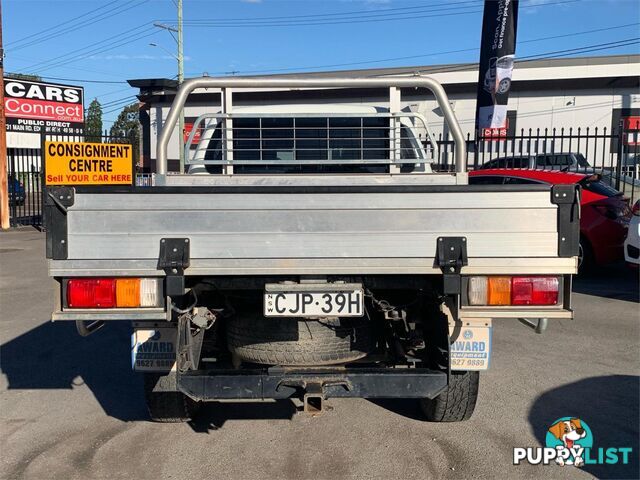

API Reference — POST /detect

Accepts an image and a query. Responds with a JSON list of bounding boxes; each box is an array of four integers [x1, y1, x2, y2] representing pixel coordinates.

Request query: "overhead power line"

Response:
[[12, 25, 639, 87], [7, 1, 151, 52], [186, 23, 640, 76], [30, 29, 160, 74], [98, 95, 138, 108], [178, 0, 482, 25], [167, 0, 576, 28], [164, 0, 482, 23], [6, 0, 121, 48], [103, 99, 138, 116], [408, 38, 640, 76], [22, 24, 156, 71]]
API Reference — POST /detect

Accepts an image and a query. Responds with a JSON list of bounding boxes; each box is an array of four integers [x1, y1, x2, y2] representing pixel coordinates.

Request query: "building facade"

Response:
[[129, 54, 640, 172]]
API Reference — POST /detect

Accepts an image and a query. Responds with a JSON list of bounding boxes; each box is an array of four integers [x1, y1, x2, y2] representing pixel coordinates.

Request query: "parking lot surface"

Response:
[[1, 229, 638, 480]]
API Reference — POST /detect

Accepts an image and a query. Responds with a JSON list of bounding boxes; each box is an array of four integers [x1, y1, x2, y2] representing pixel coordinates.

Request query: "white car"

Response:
[[483, 55, 515, 96], [624, 200, 640, 266]]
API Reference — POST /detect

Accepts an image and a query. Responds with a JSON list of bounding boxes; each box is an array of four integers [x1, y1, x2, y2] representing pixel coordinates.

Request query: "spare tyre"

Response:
[[227, 315, 373, 366]]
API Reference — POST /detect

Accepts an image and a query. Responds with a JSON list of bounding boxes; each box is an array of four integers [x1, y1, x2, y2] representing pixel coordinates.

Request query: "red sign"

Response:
[[623, 116, 640, 131], [5, 98, 84, 122], [482, 126, 508, 138], [481, 118, 510, 140], [183, 122, 202, 145]]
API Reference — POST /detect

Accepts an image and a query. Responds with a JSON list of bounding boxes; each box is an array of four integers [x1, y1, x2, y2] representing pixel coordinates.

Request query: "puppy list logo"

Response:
[[513, 417, 633, 467]]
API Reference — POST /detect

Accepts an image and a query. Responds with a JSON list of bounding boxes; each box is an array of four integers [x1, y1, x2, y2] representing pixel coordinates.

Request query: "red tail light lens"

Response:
[[67, 279, 116, 308], [511, 276, 559, 305]]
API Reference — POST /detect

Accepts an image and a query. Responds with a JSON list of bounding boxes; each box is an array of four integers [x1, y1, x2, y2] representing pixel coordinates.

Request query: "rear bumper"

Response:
[[177, 367, 448, 401]]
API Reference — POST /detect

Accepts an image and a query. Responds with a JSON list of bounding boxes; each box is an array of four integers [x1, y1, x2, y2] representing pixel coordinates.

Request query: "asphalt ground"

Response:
[[1, 228, 638, 480]]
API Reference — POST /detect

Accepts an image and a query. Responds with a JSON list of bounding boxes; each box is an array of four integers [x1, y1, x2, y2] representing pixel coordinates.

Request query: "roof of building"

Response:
[[128, 54, 640, 99], [256, 54, 640, 78]]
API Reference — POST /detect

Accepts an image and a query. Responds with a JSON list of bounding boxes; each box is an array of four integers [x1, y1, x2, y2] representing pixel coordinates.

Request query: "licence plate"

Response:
[[264, 289, 364, 317]]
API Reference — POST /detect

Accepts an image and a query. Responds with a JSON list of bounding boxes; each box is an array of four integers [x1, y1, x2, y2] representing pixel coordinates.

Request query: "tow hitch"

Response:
[[303, 382, 325, 415]]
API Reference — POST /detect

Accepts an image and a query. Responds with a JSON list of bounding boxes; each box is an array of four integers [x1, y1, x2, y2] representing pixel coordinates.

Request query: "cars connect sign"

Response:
[[45, 141, 133, 185], [4, 78, 84, 135]]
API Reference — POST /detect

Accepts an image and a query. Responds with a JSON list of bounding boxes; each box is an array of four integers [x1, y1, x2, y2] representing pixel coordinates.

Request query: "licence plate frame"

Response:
[[264, 283, 364, 318]]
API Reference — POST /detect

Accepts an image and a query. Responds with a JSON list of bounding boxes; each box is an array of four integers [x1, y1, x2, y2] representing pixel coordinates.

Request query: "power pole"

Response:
[[177, 0, 184, 173], [0, 2, 9, 230]]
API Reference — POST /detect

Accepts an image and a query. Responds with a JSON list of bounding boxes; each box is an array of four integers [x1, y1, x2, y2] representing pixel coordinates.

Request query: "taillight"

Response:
[[633, 200, 640, 216], [67, 278, 159, 308], [511, 276, 559, 305], [593, 202, 630, 220], [467, 276, 560, 306], [68, 279, 116, 308]]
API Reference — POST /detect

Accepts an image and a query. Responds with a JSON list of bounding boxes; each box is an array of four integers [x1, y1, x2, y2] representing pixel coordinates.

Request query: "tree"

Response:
[[85, 99, 103, 143], [110, 103, 140, 167]]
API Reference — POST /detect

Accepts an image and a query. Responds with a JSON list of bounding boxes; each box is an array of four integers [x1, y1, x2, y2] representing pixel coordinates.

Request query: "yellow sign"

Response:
[[45, 141, 133, 185]]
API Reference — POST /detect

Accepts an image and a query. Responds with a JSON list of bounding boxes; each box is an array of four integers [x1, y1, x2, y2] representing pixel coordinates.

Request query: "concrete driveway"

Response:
[[1, 229, 638, 480]]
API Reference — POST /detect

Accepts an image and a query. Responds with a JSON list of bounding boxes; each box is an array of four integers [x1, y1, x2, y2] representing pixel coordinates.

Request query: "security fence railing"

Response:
[[433, 125, 639, 201], [5, 126, 638, 228]]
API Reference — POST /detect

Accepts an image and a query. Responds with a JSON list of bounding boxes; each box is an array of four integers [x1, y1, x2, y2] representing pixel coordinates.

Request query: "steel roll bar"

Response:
[[156, 76, 466, 175]]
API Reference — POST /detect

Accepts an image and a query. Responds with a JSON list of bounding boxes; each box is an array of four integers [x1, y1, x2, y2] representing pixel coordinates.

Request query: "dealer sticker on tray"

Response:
[[449, 322, 492, 371], [131, 328, 176, 372]]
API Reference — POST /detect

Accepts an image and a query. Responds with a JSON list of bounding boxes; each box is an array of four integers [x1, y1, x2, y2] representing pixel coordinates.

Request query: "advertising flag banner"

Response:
[[475, 0, 519, 132]]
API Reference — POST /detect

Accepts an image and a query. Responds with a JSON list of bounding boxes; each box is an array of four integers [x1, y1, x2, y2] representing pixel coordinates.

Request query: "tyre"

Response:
[[497, 78, 511, 94], [227, 315, 373, 366], [420, 371, 479, 422], [143, 373, 200, 423], [578, 236, 595, 274]]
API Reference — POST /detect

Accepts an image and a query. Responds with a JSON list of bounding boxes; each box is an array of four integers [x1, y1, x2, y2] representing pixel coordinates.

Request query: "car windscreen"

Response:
[[479, 157, 530, 169], [581, 179, 622, 197], [574, 153, 589, 167]]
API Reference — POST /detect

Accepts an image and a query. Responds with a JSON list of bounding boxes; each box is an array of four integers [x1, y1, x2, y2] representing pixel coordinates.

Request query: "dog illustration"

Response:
[[548, 418, 587, 466]]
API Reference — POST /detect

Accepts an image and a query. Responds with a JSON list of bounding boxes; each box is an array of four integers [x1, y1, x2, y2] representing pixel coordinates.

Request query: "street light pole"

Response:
[[153, 2, 185, 172], [177, 0, 184, 173]]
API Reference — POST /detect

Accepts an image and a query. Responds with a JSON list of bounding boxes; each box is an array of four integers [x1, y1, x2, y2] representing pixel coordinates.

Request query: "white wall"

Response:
[[147, 84, 639, 168]]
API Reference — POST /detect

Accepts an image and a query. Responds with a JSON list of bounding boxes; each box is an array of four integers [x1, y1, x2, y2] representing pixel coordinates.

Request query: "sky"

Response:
[[4, 0, 640, 126]]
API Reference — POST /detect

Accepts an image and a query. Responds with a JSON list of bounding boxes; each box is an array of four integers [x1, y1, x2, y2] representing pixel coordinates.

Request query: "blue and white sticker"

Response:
[[449, 322, 492, 371], [131, 328, 177, 372]]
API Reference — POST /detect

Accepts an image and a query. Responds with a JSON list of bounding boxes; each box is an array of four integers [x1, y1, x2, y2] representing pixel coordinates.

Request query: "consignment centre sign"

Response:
[[45, 141, 133, 185]]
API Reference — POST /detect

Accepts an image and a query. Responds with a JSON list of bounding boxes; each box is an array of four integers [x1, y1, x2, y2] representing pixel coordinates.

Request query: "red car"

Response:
[[469, 169, 631, 270]]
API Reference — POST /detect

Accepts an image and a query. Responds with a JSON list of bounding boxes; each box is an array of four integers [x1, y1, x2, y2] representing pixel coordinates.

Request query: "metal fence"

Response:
[[6, 126, 638, 227], [433, 124, 639, 200], [6, 133, 135, 228], [6, 148, 43, 228]]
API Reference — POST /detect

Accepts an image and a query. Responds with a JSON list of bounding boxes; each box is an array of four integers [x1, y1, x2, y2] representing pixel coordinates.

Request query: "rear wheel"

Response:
[[143, 373, 201, 423], [420, 371, 479, 422]]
